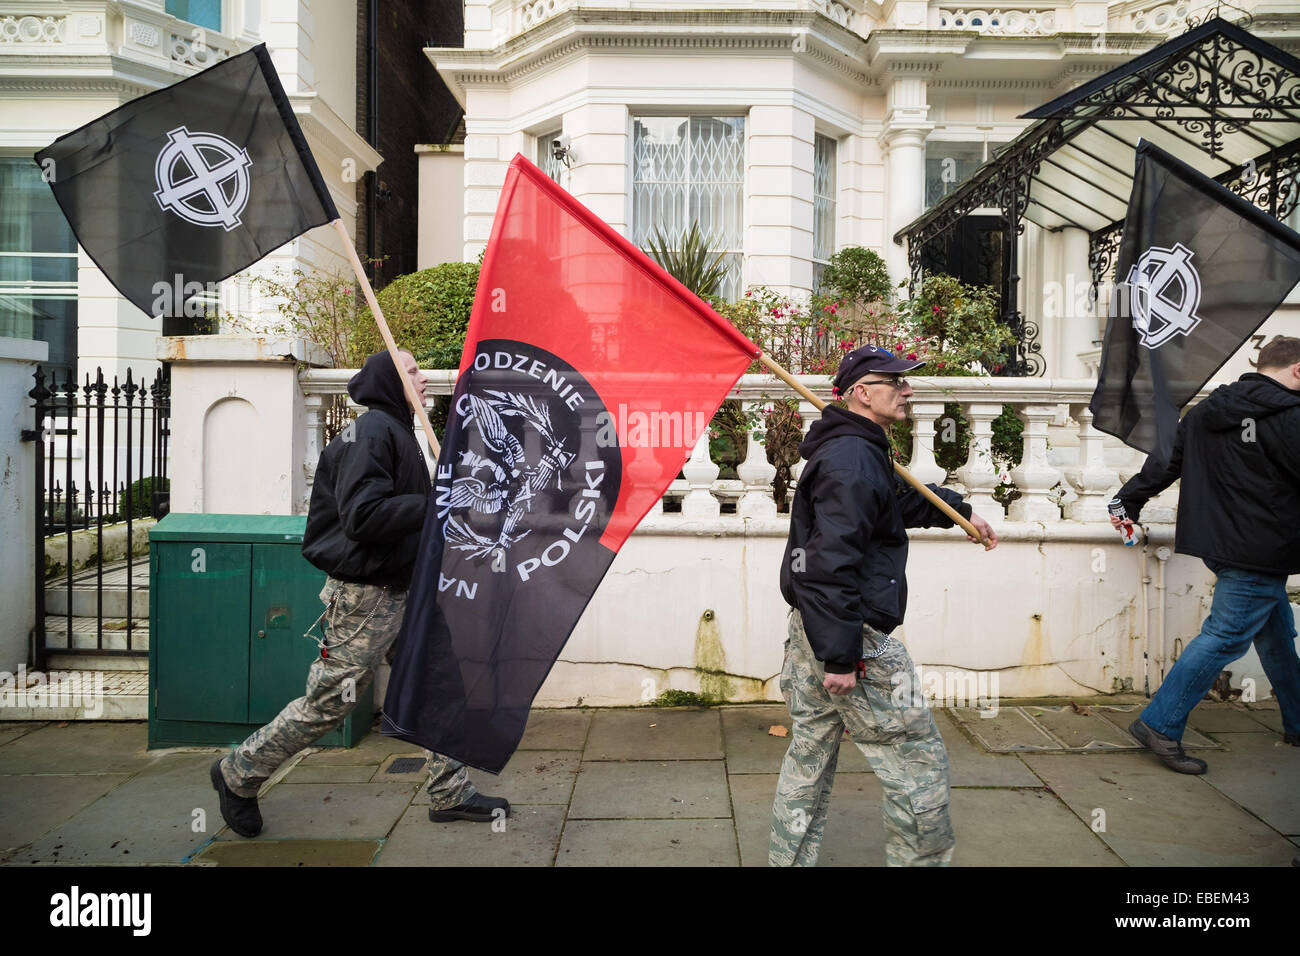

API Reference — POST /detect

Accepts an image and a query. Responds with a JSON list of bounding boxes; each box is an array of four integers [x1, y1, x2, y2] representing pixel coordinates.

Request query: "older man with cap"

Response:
[[769, 345, 997, 867]]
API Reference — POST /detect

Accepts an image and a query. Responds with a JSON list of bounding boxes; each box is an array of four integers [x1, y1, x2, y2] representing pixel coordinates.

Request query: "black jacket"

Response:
[[779, 404, 972, 673], [1118, 372, 1300, 576], [302, 352, 430, 587]]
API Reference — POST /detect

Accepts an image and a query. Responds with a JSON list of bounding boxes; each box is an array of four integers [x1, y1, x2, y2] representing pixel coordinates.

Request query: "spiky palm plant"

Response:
[[643, 221, 730, 298]]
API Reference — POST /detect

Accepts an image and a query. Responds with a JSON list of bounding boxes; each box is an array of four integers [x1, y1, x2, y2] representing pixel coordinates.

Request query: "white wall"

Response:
[[0, 337, 48, 671]]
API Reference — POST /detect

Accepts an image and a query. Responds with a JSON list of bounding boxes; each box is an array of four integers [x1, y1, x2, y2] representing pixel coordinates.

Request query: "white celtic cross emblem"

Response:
[[1126, 242, 1203, 350], [153, 126, 252, 231]]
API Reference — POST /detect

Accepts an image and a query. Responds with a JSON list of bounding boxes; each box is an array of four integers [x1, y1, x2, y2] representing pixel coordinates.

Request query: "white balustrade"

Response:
[[1064, 405, 1119, 522], [1008, 404, 1065, 522], [296, 369, 1213, 525], [736, 400, 778, 517]]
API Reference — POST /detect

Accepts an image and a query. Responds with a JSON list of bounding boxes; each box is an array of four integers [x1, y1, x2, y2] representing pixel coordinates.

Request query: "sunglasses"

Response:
[[854, 377, 909, 392]]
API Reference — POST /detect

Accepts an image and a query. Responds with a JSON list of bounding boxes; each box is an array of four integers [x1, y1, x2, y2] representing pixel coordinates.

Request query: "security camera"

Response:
[[551, 135, 573, 167]]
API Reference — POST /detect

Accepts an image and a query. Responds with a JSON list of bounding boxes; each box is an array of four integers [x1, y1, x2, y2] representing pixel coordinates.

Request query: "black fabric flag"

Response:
[[35, 44, 338, 319], [1090, 139, 1300, 462]]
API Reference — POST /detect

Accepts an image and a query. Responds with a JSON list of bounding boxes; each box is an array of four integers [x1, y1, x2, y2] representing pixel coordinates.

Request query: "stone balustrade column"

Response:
[[301, 390, 325, 514], [954, 402, 1004, 518], [736, 401, 777, 517], [1064, 404, 1119, 522], [627, 441, 664, 517], [680, 430, 721, 517], [1009, 404, 1065, 522], [788, 401, 818, 486], [907, 401, 948, 486]]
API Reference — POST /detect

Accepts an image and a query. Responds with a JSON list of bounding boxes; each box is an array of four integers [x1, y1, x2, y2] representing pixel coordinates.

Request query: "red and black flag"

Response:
[[35, 44, 337, 320], [383, 154, 759, 772], [1089, 139, 1300, 463]]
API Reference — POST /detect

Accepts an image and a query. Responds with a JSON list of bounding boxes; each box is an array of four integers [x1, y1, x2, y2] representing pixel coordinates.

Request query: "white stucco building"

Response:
[[0, 0, 379, 385], [421, 0, 1300, 380]]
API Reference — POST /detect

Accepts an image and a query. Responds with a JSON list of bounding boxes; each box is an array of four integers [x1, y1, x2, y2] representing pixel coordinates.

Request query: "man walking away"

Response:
[[210, 349, 509, 837], [1115, 335, 1300, 773]]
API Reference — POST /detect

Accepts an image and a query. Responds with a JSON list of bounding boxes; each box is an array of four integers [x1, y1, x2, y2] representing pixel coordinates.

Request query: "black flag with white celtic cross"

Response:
[[34, 43, 337, 320], [1089, 139, 1300, 464]]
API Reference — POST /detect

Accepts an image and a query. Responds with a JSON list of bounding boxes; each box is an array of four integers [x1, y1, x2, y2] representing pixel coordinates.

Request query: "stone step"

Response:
[[0, 668, 147, 720], [43, 616, 150, 653], [45, 585, 149, 618], [45, 653, 148, 672]]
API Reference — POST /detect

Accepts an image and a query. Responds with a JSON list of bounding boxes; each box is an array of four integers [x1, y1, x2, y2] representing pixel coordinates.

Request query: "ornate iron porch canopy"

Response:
[[895, 16, 1300, 376]]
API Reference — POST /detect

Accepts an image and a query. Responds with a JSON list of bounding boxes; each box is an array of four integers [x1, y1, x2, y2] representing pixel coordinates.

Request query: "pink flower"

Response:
[[829, 305, 837, 314], [907, 352, 917, 360], [932, 305, 940, 314]]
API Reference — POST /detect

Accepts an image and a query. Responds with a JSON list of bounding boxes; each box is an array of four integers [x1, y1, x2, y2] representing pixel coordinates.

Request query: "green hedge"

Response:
[[353, 262, 480, 369]]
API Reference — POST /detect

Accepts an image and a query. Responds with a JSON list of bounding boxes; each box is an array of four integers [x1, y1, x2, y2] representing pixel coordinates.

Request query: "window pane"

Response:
[[813, 133, 837, 265], [633, 115, 744, 298], [925, 141, 985, 208], [0, 158, 78, 377], [166, 0, 222, 32], [536, 128, 564, 182]]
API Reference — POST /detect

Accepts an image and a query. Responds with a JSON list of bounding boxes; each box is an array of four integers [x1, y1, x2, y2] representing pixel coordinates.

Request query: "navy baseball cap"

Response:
[[832, 345, 924, 396]]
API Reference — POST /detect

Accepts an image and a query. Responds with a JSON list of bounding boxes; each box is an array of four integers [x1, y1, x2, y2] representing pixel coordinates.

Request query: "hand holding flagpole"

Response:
[[756, 351, 992, 548]]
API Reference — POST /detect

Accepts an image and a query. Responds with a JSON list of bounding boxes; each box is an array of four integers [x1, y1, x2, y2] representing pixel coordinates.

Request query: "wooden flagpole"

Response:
[[332, 219, 441, 459], [757, 351, 989, 547]]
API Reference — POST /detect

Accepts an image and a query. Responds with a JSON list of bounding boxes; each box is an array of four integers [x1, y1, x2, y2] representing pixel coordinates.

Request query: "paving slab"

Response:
[[1024, 753, 1296, 866], [933, 710, 1043, 787], [217, 782, 418, 841], [192, 839, 381, 866], [0, 773, 129, 855], [1244, 708, 1283, 733], [949, 788, 1121, 866], [0, 721, 156, 774], [1092, 704, 1221, 749], [375, 804, 564, 866], [412, 750, 578, 807], [1027, 705, 1143, 750], [568, 760, 729, 819], [517, 709, 591, 751], [727, 771, 885, 867], [949, 707, 1062, 751], [1195, 733, 1300, 835], [583, 709, 722, 760], [0, 724, 46, 747], [284, 764, 377, 784], [294, 729, 424, 767], [1187, 702, 1278, 734], [720, 705, 869, 774], [7, 753, 217, 864], [556, 819, 738, 866]]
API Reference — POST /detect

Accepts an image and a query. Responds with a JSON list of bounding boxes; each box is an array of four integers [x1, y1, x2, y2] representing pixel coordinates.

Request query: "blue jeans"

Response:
[[1140, 566, 1300, 740]]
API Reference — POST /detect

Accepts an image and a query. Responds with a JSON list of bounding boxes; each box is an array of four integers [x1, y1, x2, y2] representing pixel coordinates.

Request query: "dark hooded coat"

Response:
[[779, 404, 972, 674], [302, 351, 430, 587], [1118, 372, 1300, 575]]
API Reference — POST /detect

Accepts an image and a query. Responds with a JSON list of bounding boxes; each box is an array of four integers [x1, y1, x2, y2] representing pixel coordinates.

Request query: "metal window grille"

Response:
[[632, 115, 745, 301], [813, 133, 837, 289]]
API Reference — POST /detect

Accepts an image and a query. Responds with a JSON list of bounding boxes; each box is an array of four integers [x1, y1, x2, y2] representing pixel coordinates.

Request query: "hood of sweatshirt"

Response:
[[1198, 372, 1300, 433], [347, 350, 412, 421], [799, 403, 891, 460]]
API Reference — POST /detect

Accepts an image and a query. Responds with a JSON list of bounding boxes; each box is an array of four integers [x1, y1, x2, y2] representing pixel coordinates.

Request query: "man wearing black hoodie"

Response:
[[769, 346, 997, 867], [210, 349, 509, 838], [1115, 335, 1300, 774]]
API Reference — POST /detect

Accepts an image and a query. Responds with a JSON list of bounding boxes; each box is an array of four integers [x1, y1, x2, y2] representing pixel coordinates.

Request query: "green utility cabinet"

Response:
[[148, 513, 372, 749]]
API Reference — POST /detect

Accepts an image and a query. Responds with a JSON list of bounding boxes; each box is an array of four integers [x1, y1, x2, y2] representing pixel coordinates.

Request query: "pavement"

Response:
[[0, 698, 1296, 867]]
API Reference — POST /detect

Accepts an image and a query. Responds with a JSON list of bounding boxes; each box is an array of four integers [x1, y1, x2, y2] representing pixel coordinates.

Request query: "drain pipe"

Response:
[[1155, 546, 1172, 683], [1137, 526, 1151, 698]]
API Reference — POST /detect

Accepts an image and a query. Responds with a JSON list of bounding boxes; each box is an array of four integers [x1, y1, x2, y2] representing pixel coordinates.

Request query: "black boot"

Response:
[[1284, 732, 1299, 746], [1129, 719, 1208, 774], [428, 792, 511, 823], [210, 759, 263, 837]]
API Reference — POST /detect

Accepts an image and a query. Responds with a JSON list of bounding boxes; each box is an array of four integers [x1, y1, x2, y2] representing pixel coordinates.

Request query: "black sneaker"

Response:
[[210, 759, 263, 838], [428, 792, 511, 823], [1129, 719, 1208, 774], [1284, 732, 1299, 746]]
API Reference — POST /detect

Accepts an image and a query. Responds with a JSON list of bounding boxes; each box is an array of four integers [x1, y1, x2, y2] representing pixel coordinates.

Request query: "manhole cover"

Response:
[[386, 757, 426, 774]]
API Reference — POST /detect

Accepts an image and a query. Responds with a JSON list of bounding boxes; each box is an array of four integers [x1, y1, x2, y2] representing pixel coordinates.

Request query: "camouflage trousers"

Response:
[[769, 609, 954, 867], [221, 577, 476, 811]]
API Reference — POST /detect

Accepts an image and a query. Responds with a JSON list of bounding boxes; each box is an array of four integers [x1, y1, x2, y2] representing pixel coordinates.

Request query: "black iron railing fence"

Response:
[[28, 366, 170, 664]]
